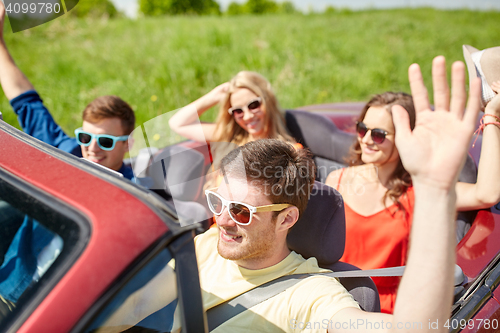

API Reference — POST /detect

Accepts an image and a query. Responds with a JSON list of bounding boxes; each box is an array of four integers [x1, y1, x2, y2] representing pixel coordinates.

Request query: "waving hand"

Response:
[[392, 56, 481, 190]]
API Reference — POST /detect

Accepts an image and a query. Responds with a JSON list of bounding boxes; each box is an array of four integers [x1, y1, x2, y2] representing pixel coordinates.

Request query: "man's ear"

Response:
[[276, 206, 299, 232], [125, 136, 134, 151]]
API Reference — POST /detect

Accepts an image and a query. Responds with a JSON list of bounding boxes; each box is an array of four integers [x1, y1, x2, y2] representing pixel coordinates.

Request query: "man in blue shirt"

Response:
[[0, 5, 134, 180]]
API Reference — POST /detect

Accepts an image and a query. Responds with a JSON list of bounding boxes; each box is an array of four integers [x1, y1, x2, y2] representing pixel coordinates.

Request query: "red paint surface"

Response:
[[0, 130, 168, 332], [457, 208, 500, 280]]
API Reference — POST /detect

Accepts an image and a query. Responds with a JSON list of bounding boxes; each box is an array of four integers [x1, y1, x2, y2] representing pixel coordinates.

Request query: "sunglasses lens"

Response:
[[231, 108, 244, 117], [356, 122, 368, 138], [207, 193, 223, 214], [248, 99, 261, 110], [78, 132, 92, 145], [98, 137, 115, 149], [371, 129, 387, 144], [229, 203, 251, 224]]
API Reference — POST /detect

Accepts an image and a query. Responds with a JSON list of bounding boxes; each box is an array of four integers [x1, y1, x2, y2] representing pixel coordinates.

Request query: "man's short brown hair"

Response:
[[82, 96, 135, 135], [220, 139, 316, 216]]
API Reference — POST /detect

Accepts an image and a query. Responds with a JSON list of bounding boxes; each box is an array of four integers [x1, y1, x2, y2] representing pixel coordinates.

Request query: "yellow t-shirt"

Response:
[[186, 227, 360, 333]]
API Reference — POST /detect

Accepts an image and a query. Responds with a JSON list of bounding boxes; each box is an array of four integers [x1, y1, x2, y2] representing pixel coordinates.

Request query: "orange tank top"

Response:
[[336, 168, 414, 313]]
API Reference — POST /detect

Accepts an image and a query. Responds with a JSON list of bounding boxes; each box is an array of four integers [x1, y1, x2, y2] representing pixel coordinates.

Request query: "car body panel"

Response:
[[459, 296, 500, 333], [457, 207, 500, 280], [0, 124, 170, 332]]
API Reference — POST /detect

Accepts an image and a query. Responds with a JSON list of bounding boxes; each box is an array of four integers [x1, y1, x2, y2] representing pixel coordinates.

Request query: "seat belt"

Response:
[[206, 266, 406, 332]]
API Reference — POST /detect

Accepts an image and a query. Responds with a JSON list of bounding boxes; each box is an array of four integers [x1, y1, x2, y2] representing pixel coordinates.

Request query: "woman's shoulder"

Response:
[[325, 167, 346, 187]]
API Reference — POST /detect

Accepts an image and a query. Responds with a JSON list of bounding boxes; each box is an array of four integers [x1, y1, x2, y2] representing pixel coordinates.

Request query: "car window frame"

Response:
[[72, 228, 206, 333], [0, 168, 91, 333]]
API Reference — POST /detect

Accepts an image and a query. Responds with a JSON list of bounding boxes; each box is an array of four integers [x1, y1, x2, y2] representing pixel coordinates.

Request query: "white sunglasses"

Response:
[[205, 188, 291, 225]]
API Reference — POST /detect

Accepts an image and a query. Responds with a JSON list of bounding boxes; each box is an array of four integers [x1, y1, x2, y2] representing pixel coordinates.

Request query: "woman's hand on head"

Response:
[[490, 81, 500, 94], [485, 83, 500, 117], [208, 82, 230, 105], [392, 56, 481, 190]]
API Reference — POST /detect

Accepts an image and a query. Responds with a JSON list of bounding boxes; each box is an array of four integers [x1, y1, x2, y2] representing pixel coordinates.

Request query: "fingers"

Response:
[[408, 63, 431, 113], [463, 77, 482, 129], [432, 56, 450, 111], [391, 104, 412, 143], [491, 81, 500, 94], [450, 61, 467, 118]]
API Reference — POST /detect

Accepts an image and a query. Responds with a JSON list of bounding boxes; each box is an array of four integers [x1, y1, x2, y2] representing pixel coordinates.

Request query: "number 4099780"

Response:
[[5, 2, 61, 14], [444, 318, 499, 330]]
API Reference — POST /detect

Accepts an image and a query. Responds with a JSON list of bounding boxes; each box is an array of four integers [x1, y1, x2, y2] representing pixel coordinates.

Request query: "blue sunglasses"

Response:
[[74, 128, 129, 151]]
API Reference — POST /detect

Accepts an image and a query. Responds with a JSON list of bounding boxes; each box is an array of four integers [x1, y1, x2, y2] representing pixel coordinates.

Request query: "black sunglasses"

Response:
[[228, 98, 262, 118], [355, 122, 392, 144]]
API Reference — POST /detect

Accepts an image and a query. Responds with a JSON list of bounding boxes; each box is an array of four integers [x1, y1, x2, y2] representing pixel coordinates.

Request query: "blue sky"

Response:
[[110, 0, 500, 18]]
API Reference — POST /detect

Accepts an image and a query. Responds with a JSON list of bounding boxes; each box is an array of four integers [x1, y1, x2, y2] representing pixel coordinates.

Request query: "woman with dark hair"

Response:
[[326, 89, 500, 314]]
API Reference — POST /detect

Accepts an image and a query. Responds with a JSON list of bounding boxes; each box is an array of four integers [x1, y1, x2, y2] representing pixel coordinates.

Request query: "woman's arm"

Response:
[[168, 82, 229, 142], [456, 84, 500, 211]]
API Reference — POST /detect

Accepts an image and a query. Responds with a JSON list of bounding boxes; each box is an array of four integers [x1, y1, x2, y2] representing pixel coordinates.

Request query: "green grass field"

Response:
[[2, 8, 500, 141]]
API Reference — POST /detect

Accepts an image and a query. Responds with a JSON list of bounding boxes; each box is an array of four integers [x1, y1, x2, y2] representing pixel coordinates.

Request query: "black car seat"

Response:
[[287, 181, 381, 312], [285, 109, 355, 183]]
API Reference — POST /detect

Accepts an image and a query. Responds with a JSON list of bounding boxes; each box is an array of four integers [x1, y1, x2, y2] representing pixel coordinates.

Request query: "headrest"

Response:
[[147, 145, 205, 201], [287, 181, 345, 266], [285, 109, 355, 164]]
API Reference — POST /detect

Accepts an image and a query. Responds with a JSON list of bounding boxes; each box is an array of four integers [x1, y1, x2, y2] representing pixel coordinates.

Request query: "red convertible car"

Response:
[[0, 104, 499, 332]]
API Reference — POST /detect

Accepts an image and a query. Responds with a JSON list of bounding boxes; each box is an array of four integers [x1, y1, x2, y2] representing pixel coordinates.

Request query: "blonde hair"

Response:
[[213, 71, 293, 145], [206, 71, 295, 190]]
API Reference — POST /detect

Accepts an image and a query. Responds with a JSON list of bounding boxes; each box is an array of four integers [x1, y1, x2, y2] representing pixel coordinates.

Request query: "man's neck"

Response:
[[235, 246, 291, 270]]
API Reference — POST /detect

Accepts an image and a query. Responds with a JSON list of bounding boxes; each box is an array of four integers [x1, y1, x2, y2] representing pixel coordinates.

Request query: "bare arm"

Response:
[[455, 86, 500, 210], [168, 82, 229, 142], [0, 1, 34, 100], [329, 57, 481, 333]]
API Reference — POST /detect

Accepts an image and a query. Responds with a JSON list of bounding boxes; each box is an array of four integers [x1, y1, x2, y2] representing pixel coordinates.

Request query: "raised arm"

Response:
[[329, 56, 481, 333], [0, 1, 34, 100], [389, 57, 480, 332], [455, 85, 500, 210], [168, 82, 229, 142]]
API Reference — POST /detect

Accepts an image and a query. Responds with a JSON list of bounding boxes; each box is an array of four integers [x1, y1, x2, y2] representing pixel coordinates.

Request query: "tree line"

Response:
[[139, 0, 298, 16], [71, 0, 344, 18]]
